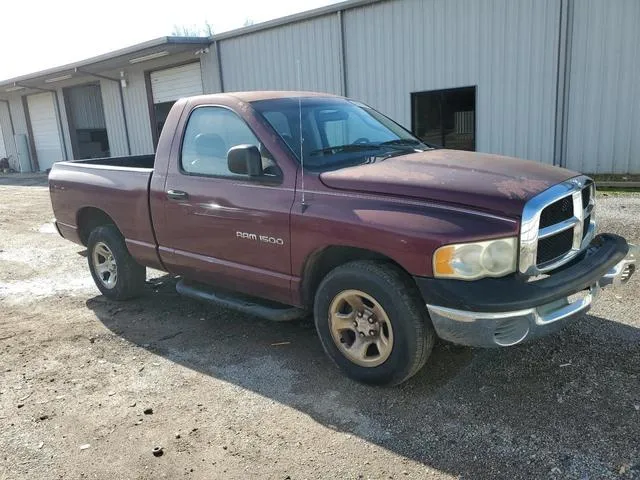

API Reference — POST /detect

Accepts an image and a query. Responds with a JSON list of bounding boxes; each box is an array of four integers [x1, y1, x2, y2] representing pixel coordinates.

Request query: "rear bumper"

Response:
[[54, 221, 83, 245], [415, 234, 636, 347]]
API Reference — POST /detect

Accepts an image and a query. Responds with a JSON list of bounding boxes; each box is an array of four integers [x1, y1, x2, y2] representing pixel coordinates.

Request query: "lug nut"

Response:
[[353, 321, 358, 327], [368, 317, 375, 324], [359, 332, 365, 337], [369, 330, 376, 336], [357, 312, 363, 318]]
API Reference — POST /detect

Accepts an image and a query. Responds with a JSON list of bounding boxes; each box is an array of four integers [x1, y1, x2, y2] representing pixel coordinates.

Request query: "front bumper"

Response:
[[415, 234, 636, 348]]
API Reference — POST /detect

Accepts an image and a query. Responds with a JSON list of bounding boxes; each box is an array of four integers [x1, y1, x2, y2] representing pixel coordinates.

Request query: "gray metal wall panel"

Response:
[[0, 109, 7, 159], [219, 14, 343, 94], [121, 70, 154, 155], [56, 88, 73, 161], [66, 84, 107, 129], [0, 102, 16, 164], [100, 79, 129, 157], [343, 0, 561, 164], [564, 0, 640, 174], [200, 47, 222, 93], [7, 96, 31, 170], [9, 96, 28, 137]]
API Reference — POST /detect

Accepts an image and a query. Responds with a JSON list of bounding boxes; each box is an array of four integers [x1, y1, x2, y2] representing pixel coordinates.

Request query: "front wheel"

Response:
[[87, 225, 146, 301], [313, 261, 435, 386]]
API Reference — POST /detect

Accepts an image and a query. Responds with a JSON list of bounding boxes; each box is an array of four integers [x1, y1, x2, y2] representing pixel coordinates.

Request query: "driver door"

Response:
[[157, 106, 294, 303]]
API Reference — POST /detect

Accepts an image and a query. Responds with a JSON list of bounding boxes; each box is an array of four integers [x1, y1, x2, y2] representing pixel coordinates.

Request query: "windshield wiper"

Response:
[[310, 144, 383, 156], [310, 140, 427, 157], [379, 139, 427, 150]]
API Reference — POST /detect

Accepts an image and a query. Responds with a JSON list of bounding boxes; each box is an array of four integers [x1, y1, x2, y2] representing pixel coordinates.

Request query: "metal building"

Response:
[[0, 0, 638, 174]]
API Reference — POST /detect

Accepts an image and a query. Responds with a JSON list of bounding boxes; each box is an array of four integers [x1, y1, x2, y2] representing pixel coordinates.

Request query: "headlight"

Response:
[[433, 237, 517, 280]]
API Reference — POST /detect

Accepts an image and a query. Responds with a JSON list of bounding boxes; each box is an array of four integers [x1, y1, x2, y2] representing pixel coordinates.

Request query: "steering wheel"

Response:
[[352, 137, 371, 145]]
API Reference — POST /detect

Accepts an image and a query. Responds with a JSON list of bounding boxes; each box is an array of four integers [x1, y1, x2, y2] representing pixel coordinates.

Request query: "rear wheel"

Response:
[[87, 225, 146, 300], [314, 261, 435, 386]]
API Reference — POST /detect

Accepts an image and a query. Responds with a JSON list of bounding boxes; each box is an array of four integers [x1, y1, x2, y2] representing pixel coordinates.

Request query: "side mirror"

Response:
[[227, 144, 263, 177]]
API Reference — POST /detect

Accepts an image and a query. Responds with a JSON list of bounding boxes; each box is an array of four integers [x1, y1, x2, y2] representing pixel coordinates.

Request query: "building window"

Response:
[[411, 86, 476, 151]]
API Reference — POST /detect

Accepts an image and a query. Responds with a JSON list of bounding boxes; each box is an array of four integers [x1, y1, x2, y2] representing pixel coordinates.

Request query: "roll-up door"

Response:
[[27, 92, 64, 170], [150, 63, 203, 104]]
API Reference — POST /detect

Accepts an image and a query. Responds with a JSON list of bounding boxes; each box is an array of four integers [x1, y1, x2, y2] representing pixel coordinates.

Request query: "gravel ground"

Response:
[[0, 173, 638, 480]]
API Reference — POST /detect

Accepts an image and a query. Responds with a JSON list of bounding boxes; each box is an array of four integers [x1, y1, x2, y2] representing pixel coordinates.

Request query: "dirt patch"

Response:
[[0, 176, 638, 479]]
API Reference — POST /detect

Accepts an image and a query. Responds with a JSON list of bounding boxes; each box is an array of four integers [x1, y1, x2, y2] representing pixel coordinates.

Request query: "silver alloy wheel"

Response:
[[328, 289, 394, 367], [92, 241, 118, 289]]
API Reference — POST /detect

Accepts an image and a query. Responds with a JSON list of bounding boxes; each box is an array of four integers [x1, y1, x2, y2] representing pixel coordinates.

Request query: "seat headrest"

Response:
[[194, 133, 227, 158]]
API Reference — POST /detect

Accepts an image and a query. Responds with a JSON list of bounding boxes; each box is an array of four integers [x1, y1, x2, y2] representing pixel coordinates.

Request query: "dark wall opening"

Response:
[[411, 86, 476, 151], [153, 101, 175, 144], [64, 83, 110, 159]]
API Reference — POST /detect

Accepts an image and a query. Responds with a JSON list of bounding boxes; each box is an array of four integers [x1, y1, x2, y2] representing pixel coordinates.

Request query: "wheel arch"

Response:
[[76, 207, 119, 246], [300, 245, 416, 309]]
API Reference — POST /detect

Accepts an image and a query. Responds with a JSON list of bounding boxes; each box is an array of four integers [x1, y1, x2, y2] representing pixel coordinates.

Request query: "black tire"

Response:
[[313, 261, 435, 386], [87, 225, 146, 301]]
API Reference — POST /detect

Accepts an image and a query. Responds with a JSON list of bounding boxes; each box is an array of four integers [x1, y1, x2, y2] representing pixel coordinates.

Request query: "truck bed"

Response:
[[48, 154, 161, 269]]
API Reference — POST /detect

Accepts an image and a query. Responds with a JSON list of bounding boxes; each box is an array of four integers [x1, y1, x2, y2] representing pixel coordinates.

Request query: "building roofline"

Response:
[[0, 0, 385, 88], [211, 0, 384, 41], [0, 36, 210, 87]]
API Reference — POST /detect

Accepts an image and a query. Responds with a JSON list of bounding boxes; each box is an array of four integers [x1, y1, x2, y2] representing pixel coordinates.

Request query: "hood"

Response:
[[319, 149, 579, 218]]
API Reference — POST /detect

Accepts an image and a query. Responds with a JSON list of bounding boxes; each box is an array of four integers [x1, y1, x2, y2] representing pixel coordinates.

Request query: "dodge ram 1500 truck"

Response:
[[49, 91, 637, 386]]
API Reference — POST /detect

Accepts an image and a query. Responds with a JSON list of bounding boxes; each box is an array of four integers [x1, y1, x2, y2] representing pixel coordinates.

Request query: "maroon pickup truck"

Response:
[[49, 91, 637, 385]]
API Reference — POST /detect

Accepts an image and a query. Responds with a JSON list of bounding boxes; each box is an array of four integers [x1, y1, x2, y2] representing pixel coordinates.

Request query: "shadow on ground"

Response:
[[88, 275, 640, 479]]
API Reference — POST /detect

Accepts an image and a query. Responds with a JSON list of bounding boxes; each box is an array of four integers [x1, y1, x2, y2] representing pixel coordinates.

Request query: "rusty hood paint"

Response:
[[319, 149, 579, 218]]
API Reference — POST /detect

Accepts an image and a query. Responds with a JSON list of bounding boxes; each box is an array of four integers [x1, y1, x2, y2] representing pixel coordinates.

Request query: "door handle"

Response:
[[166, 189, 189, 200]]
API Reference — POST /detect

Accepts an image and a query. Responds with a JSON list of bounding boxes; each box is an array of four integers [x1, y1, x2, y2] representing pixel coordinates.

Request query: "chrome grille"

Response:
[[536, 228, 574, 264], [539, 196, 573, 228], [519, 176, 596, 276]]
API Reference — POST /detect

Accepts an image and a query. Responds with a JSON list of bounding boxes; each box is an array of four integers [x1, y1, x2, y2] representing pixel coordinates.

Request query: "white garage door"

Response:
[[27, 92, 64, 171], [150, 63, 203, 104]]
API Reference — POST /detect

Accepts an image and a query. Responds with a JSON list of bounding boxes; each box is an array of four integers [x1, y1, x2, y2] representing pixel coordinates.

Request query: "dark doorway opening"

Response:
[[64, 83, 110, 159], [411, 86, 476, 151], [153, 101, 175, 144]]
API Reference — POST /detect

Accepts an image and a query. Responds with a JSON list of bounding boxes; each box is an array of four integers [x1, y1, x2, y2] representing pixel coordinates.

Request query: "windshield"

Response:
[[251, 97, 430, 171]]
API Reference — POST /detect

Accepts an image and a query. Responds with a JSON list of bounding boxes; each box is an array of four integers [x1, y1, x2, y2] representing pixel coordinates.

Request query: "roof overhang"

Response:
[[0, 36, 211, 95]]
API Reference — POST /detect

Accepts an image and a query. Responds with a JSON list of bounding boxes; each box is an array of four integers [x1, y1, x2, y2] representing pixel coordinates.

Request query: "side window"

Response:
[[181, 107, 275, 177]]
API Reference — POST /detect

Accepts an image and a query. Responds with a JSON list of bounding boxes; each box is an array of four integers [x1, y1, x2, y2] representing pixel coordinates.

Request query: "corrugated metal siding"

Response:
[[200, 47, 222, 93], [219, 14, 343, 94], [121, 70, 154, 155], [55, 88, 73, 161], [564, 0, 640, 174], [66, 84, 107, 129], [0, 117, 6, 159], [7, 97, 31, 170], [0, 102, 13, 163], [9, 97, 28, 138], [100, 79, 129, 156], [343, 0, 561, 164], [150, 62, 203, 103]]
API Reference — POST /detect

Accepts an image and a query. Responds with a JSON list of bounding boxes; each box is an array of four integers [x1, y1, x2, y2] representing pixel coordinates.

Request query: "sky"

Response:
[[0, 0, 340, 81]]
